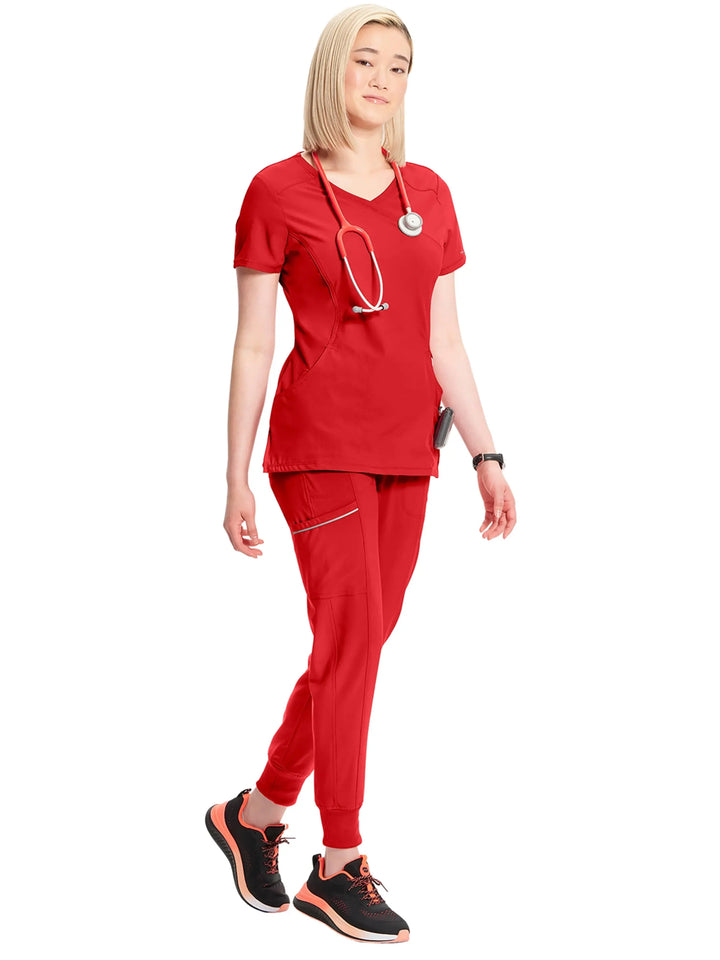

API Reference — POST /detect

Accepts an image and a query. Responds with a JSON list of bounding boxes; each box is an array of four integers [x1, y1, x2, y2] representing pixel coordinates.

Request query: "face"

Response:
[[344, 23, 411, 132]]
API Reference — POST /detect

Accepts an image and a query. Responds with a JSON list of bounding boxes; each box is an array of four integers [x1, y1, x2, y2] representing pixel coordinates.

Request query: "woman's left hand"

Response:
[[477, 464, 516, 540]]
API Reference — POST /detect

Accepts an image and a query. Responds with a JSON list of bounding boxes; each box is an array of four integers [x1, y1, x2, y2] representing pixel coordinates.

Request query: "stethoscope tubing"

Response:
[[344, 248, 384, 310], [311, 148, 419, 313]]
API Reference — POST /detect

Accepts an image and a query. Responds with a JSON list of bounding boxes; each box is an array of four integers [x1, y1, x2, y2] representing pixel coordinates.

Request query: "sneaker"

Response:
[[205, 787, 293, 913], [293, 852, 410, 942]]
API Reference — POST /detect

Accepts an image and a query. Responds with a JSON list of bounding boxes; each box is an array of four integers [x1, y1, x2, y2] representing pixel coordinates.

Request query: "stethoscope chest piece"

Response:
[[398, 211, 423, 237]]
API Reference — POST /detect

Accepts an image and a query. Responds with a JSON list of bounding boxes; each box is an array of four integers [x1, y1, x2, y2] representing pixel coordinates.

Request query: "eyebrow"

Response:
[[352, 46, 410, 65]]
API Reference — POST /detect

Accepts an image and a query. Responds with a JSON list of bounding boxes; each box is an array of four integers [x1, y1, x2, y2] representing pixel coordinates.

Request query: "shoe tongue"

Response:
[[263, 823, 287, 842], [343, 854, 371, 878]]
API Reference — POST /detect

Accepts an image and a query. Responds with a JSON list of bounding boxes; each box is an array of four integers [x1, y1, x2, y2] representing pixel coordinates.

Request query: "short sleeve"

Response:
[[233, 173, 288, 272], [436, 174, 466, 275]]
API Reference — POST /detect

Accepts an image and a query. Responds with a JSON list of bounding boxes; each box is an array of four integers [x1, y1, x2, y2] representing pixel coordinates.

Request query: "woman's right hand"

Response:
[[224, 483, 265, 558]]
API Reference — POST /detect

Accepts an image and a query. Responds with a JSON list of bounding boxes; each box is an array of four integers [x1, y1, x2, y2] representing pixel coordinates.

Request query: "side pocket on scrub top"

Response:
[[276, 337, 339, 404], [274, 288, 343, 403]]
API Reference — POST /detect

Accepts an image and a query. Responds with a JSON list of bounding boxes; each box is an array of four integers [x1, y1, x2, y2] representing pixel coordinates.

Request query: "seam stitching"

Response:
[[349, 473, 371, 805], [327, 597, 339, 808]]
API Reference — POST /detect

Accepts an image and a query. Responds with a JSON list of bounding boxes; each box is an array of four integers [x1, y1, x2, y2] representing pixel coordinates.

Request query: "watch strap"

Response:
[[473, 452, 504, 470]]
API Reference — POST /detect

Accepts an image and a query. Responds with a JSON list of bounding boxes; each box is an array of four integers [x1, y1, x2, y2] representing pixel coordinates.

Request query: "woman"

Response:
[[205, 3, 516, 944]]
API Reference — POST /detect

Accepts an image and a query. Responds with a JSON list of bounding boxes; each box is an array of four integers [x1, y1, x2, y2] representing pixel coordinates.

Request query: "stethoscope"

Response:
[[310, 147, 423, 313]]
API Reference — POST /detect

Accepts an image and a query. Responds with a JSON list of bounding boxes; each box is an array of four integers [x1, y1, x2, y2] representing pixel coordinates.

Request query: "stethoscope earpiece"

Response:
[[398, 211, 423, 237]]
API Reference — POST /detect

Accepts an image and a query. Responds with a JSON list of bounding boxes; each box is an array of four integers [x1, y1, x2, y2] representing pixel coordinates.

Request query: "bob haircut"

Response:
[[303, 4, 413, 166]]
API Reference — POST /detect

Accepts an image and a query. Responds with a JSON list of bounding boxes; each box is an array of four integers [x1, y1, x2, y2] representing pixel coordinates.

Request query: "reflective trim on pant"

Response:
[[256, 471, 430, 848]]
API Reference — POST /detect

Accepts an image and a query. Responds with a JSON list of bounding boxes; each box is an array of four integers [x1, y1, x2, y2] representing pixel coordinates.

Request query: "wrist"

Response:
[[472, 452, 505, 471], [227, 472, 250, 489]]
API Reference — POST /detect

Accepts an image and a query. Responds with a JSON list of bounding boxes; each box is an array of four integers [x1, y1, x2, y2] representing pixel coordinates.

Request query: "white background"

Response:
[[1, 1, 718, 957]]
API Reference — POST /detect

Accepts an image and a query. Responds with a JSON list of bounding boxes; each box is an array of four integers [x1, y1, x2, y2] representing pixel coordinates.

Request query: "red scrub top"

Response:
[[233, 151, 466, 477]]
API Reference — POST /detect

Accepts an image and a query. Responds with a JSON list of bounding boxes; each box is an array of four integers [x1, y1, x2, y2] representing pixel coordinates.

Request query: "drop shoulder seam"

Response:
[[255, 171, 291, 265]]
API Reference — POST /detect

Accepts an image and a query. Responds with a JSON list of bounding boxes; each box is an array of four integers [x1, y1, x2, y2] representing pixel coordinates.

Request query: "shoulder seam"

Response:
[[396, 160, 444, 199], [253, 170, 290, 265], [254, 171, 289, 233]]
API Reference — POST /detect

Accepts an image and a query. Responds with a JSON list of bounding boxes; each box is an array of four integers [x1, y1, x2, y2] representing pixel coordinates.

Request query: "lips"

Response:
[[363, 95, 388, 103]]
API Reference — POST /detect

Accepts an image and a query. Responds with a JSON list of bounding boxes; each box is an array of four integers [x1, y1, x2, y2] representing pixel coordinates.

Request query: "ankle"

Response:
[[323, 846, 360, 876], [243, 787, 287, 828]]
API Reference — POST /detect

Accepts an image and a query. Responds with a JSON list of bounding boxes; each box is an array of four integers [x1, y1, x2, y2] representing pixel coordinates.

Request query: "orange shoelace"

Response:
[[349, 872, 388, 905], [262, 834, 294, 874]]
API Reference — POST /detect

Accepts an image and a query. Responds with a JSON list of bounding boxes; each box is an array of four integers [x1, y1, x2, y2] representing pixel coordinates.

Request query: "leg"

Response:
[[377, 474, 431, 644], [310, 476, 430, 875], [256, 471, 384, 849], [255, 473, 430, 860], [253, 662, 314, 812]]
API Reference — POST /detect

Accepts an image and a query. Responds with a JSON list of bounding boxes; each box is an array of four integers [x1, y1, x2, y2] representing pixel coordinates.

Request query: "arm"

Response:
[[429, 272, 517, 539], [224, 266, 279, 557]]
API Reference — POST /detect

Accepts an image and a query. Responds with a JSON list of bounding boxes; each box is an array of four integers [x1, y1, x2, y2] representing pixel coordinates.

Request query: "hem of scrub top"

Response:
[[263, 462, 437, 476]]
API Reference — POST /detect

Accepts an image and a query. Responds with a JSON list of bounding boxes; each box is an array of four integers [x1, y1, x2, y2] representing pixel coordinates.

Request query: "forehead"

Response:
[[353, 22, 411, 59]]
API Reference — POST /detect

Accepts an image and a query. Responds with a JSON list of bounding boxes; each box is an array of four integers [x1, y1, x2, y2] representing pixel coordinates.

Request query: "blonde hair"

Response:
[[302, 4, 413, 166]]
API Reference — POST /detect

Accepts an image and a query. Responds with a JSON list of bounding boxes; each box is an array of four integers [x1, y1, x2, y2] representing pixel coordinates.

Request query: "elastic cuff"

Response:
[[320, 807, 362, 848], [256, 760, 306, 807]]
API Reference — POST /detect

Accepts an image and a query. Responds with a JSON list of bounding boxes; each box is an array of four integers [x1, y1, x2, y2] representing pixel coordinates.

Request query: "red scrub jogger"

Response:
[[255, 470, 431, 848]]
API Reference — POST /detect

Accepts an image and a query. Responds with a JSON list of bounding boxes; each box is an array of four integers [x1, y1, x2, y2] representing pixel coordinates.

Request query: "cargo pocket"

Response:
[[288, 499, 365, 600], [290, 501, 359, 536]]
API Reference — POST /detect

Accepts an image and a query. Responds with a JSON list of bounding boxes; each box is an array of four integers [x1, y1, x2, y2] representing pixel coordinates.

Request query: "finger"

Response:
[[484, 512, 506, 540], [226, 520, 265, 557], [240, 521, 263, 557], [241, 541, 264, 555], [503, 506, 517, 537], [236, 538, 264, 558], [244, 521, 261, 545], [482, 519, 497, 539], [479, 513, 495, 535], [238, 545, 263, 558]]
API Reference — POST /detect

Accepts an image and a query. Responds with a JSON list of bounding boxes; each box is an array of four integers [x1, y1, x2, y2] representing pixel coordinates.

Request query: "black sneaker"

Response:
[[293, 852, 410, 942], [205, 787, 293, 913]]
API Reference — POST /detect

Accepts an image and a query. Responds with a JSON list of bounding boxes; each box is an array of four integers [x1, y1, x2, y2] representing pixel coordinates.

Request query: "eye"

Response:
[[355, 59, 406, 74]]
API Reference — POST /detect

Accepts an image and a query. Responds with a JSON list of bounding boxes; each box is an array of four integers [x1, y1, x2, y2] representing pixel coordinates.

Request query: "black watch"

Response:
[[472, 452, 504, 470]]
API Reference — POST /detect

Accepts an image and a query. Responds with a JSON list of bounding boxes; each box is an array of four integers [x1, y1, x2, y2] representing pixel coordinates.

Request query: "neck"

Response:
[[315, 127, 388, 173]]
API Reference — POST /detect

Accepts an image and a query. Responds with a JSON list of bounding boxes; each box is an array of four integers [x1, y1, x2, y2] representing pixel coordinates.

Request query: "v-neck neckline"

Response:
[[295, 151, 397, 204]]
